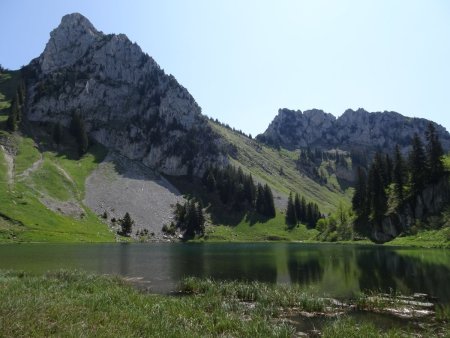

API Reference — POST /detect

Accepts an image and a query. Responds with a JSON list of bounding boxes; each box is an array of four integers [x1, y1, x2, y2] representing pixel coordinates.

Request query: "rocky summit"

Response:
[[258, 108, 450, 153], [24, 13, 227, 176]]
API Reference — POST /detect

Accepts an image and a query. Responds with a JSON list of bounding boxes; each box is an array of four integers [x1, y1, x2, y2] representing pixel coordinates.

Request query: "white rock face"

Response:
[[40, 13, 101, 74], [260, 108, 450, 153], [26, 13, 227, 176]]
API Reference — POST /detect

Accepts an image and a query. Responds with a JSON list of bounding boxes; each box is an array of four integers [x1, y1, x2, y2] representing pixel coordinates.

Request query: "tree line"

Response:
[[352, 123, 446, 235], [202, 166, 276, 218], [285, 192, 322, 228]]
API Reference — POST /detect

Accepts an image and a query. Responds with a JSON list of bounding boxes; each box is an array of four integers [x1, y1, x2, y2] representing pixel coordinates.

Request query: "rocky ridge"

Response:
[[24, 13, 227, 176], [258, 108, 450, 153]]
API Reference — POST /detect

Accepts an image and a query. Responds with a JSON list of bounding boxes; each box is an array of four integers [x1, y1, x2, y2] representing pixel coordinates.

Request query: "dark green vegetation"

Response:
[[118, 212, 134, 237], [171, 198, 205, 238], [352, 124, 449, 242], [0, 270, 448, 337], [285, 192, 321, 228], [202, 165, 276, 217]]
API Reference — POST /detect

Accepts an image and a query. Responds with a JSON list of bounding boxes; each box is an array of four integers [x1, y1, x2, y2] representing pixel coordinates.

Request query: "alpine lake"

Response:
[[1, 242, 450, 334]]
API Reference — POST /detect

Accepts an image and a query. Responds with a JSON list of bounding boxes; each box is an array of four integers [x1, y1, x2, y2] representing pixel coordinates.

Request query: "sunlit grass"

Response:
[[0, 134, 113, 243]]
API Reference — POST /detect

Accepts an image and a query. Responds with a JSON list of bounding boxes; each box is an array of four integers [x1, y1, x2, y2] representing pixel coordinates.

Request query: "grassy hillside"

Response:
[[0, 70, 114, 243], [210, 122, 351, 214], [0, 134, 114, 242]]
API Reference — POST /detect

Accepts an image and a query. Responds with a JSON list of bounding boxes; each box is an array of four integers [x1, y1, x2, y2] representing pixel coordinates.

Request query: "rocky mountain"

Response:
[[23, 13, 227, 176], [258, 108, 450, 154]]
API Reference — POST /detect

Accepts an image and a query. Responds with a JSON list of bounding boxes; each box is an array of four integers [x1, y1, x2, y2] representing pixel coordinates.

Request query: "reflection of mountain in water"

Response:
[[2, 243, 449, 301], [169, 244, 278, 284], [357, 248, 450, 302], [288, 257, 323, 285]]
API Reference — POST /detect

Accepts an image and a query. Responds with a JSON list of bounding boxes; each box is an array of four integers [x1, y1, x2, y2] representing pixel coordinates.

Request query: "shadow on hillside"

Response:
[[167, 175, 274, 227], [21, 121, 106, 164]]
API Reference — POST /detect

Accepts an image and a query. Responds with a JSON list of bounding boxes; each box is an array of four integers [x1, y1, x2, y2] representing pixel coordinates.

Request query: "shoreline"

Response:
[[0, 270, 448, 337]]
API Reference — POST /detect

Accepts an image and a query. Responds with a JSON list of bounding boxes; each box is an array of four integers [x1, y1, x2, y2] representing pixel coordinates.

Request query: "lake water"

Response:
[[1, 242, 449, 302]]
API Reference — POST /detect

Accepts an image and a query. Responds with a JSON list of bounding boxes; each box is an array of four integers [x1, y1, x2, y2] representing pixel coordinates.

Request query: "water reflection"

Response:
[[0, 243, 449, 302]]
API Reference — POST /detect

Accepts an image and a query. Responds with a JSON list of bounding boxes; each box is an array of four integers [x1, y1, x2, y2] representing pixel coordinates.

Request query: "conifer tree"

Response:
[[369, 154, 387, 224], [352, 167, 367, 216], [301, 197, 307, 222], [285, 192, 297, 227], [119, 212, 134, 236], [393, 145, 405, 202], [263, 184, 276, 217], [196, 202, 205, 230], [425, 123, 445, 183], [384, 154, 393, 186], [409, 133, 427, 196], [294, 193, 301, 222]]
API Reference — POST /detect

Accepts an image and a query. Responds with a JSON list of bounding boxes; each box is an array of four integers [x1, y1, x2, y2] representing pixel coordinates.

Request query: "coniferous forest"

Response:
[[352, 123, 448, 238], [202, 166, 276, 218]]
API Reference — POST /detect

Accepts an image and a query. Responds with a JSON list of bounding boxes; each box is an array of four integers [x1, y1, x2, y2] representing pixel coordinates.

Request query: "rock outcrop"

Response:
[[258, 108, 450, 154], [24, 13, 227, 176], [372, 178, 450, 243]]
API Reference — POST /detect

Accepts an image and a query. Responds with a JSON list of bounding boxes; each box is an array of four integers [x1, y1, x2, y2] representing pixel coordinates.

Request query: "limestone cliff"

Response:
[[24, 13, 227, 176], [258, 108, 450, 154]]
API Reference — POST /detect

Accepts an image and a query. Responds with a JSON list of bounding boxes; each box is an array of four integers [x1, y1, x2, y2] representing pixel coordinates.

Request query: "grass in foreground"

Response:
[[1, 271, 447, 337], [0, 270, 293, 337]]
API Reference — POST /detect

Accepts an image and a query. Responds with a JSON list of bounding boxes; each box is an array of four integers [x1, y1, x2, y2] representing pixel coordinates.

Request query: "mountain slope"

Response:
[[210, 122, 352, 214]]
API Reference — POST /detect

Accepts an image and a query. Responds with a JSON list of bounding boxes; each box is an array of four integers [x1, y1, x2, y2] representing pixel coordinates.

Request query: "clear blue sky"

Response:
[[1, 0, 450, 136]]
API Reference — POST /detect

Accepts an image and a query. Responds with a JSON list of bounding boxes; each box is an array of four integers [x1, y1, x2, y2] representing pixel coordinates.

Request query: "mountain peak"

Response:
[[39, 13, 102, 73], [258, 107, 450, 152], [58, 13, 99, 36]]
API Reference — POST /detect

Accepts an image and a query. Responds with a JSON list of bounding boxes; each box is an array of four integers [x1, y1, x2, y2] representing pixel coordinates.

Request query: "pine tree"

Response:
[[285, 192, 297, 227], [294, 193, 301, 222], [196, 202, 205, 230], [384, 154, 393, 186], [306, 203, 314, 228], [425, 123, 445, 183], [409, 133, 427, 196], [300, 197, 307, 223], [255, 183, 265, 215], [369, 157, 387, 224], [352, 167, 367, 215], [263, 184, 276, 217], [393, 145, 405, 202], [243, 174, 256, 205], [120, 212, 134, 236]]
